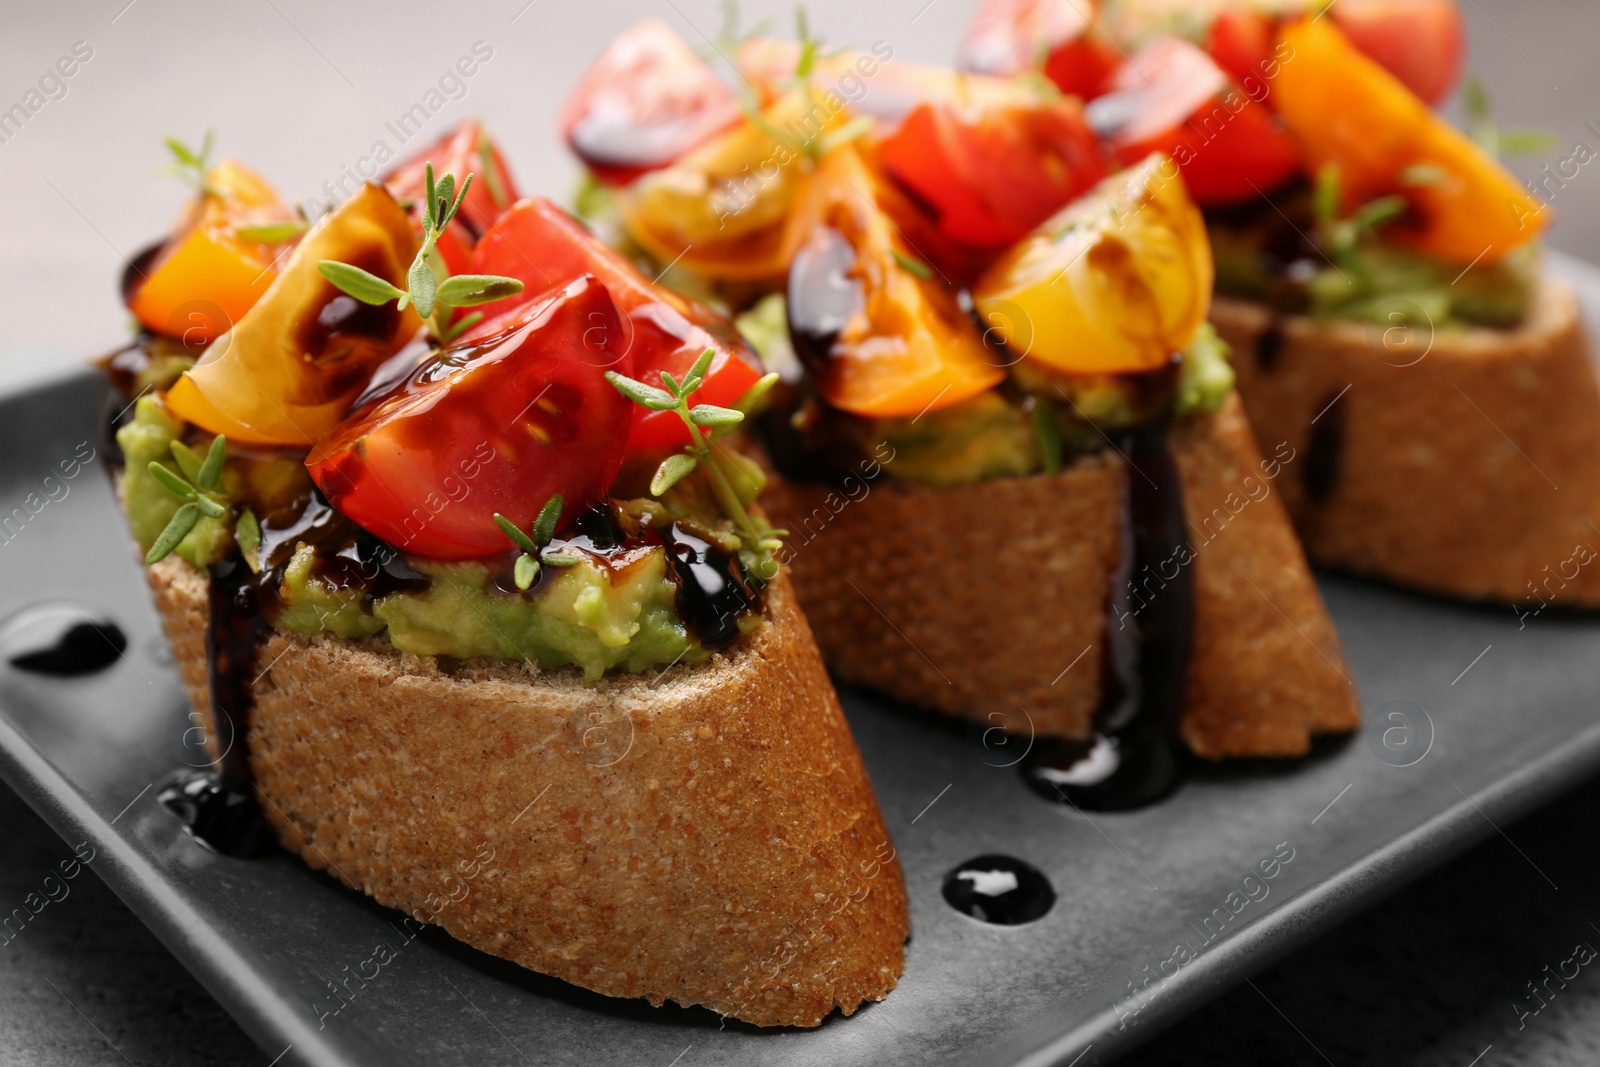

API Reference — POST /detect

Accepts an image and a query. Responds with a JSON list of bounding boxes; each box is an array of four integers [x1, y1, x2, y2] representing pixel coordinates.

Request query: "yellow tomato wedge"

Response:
[[127, 160, 301, 344], [789, 145, 1004, 419], [1273, 17, 1547, 265], [972, 153, 1212, 376], [164, 183, 422, 446], [613, 91, 849, 282]]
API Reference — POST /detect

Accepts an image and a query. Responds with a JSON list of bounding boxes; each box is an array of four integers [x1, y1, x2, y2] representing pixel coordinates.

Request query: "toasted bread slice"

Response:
[[144, 554, 908, 1028], [758, 394, 1358, 759], [1215, 278, 1600, 606]]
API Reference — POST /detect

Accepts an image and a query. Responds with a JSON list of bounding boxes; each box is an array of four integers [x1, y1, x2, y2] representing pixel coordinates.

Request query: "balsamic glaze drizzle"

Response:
[[1022, 420, 1195, 811], [941, 855, 1057, 925], [1304, 389, 1346, 505], [6, 621, 127, 677]]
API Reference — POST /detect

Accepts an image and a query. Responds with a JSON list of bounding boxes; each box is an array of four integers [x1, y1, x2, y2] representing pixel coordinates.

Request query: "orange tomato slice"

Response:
[[1273, 17, 1546, 264], [164, 183, 422, 446], [126, 160, 300, 344], [787, 145, 1004, 419]]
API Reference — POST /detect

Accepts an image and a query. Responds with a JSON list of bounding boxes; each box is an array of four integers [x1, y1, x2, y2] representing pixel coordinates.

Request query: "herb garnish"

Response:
[[161, 131, 222, 197], [605, 350, 786, 579], [1463, 76, 1557, 159], [145, 435, 229, 565], [494, 495, 582, 590], [316, 164, 524, 344]]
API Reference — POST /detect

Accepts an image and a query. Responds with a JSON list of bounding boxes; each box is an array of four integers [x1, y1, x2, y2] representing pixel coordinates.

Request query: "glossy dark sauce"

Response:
[[7, 620, 127, 677], [1256, 316, 1285, 372], [1304, 390, 1346, 504], [157, 770, 276, 858], [786, 226, 862, 374], [1023, 420, 1194, 811], [941, 854, 1056, 925]]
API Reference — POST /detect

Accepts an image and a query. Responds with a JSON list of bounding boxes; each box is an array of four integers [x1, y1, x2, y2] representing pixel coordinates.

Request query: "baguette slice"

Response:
[[1216, 278, 1600, 606], [758, 394, 1358, 759], [144, 553, 908, 1028]]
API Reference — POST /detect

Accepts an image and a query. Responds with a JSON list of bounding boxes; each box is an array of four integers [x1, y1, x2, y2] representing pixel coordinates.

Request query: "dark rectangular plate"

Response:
[[4, 253, 1600, 1067]]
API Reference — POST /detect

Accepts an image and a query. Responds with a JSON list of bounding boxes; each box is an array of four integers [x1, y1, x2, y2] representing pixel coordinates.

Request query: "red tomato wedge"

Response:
[[1206, 9, 1278, 89], [382, 119, 519, 236], [307, 275, 633, 560], [466, 198, 761, 453], [1330, 0, 1465, 106], [958, 0, 1120, 99], [560, 19, 742, 187], [1087, 37, 1299, 206], [878, 94, 1106, 249]]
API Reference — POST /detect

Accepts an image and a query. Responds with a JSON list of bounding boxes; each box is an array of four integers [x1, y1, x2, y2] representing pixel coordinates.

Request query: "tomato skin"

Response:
[[561, 19, 742, 186], [308, 275, 634, 560], [958, 0, 1119, 98], [1206, 10, 1278, 90], [1088, 37, 1299, 206], [383, 119, 519, 236], [1331, 0, 1464, 105], [879, 96, 1107, 250], [465, 197, 761, 454], [127, 160, 300, 344]]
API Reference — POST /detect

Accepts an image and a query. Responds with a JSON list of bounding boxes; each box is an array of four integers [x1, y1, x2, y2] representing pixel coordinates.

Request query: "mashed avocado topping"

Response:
[[119, 395, 748, 678]]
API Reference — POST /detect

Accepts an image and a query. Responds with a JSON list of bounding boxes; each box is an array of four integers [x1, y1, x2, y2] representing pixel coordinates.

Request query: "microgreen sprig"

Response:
[[316, 163, 524, 344], [1313, 164, 1409, 273], [1464, 76, 1558, 159], [145, 435, 229, 565], [605, 350, 786, 578], [495, 495, 581, 590], [161, 131, 222, 197]]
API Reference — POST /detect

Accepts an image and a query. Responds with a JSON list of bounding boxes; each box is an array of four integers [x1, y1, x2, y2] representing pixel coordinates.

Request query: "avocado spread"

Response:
[[118, 395, 742, 678]]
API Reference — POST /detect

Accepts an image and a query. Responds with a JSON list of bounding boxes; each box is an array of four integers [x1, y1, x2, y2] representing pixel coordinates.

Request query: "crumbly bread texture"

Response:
[[144, 555, 908, 1028], [1216, 278, 1600, 606], [757, 394, 1358, 759]]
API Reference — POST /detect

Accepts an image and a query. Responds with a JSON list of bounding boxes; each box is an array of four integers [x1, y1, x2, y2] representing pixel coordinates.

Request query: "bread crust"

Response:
[[144, 555, 908, 1028], [1216, 278, 1600, 605], [758, 394, 1358, 759]]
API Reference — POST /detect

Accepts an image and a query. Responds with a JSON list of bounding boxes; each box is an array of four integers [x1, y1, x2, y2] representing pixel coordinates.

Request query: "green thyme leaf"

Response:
[[1499, 129, 1559, 156], [424, 162, 439, 230], [478, 134, 508, 207], [237, 507, 262, 573], [1354, 194, 1408, 231], [540, 551, 583, 567], [730, 372, 780, 416], [168, 441, 205, 485], [409, 255, 438, 318], [435, 173, 457, 221], [605, 371, 678, 411], [1314, 163, 1342, 226], [513, 553, 540, 590], [652, 453, 700, 496], [660, 370, 683, 397], [1031, 398, 1063, 475], [892, 250, 933, 280], [1400, 163, 1449, 187], [197, 434, 227, 490], [688, 404, 745, 428], [814, 114, 876, 156], [234, 221, 307, 243], [318, 261, 407, 305], [436, 274, 524, 307], [686, 347, 716, 386], [494, 513, 540, 555], [441, 310, 484, 343], [148, 462, 198, 501], [532, 494, 564, 547], [445, 173, 474, 229], [146, 502, 201, 564], [194, 495, 227, 520]]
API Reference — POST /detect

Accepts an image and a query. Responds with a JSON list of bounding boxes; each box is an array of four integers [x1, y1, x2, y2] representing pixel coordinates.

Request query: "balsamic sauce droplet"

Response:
[[1304, 388, 1346, 504], [661, 522, 759, 650], [941, 855, 1056, 925], [157, 770, 276, 858], [6, 620, 127, 677], [1256, 316, 1285, 372], [1022, 421, 1194, 811], [786, 226, 862, 373]]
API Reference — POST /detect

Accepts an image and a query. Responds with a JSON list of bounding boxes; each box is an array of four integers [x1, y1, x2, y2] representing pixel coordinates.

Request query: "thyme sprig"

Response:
[[605, 350, 786, 578], [495, 494, 581, 590], [316, 164, 524, 343], [145, 435, 229, 564], [161, 131, 222, 197], [1464, 76, 1558, 159], [1313, 163, 1409, 273]]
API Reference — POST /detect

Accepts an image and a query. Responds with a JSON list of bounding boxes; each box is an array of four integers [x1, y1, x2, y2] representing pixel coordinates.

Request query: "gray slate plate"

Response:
[[4, 254, 1600, 1067]]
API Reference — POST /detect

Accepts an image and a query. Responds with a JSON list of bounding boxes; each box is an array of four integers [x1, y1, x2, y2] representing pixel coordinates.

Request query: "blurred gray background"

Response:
[[1, 0, 1598, 1064]]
